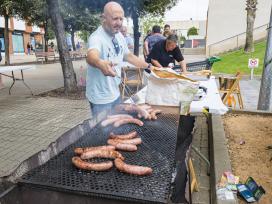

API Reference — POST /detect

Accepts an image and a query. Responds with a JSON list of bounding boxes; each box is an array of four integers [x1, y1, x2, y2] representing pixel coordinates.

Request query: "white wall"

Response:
[[165, 20, 207, 38], [0, 16, 10, 28], [0, 17, 4, 28], [13, 18, 26, 31], [206, 0, 271, 55], [32, 25, 40, 33]]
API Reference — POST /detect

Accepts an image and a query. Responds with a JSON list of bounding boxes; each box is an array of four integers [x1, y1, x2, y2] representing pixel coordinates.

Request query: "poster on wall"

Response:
[[0, 38, 4, 52], [12, 32, 24, 53], [0, 33, 4, 52]]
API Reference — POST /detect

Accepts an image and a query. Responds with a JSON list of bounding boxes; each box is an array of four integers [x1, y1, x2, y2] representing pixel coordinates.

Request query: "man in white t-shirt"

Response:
[[86, 1, 150, 116]]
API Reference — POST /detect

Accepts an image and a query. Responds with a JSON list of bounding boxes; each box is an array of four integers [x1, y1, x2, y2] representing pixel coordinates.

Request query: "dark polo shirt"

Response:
[[149, 40, 184, 67]]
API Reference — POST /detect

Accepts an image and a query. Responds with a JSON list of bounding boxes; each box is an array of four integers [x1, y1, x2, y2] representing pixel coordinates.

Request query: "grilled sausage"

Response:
[[101, 117, 120, 127], [138, 104, 152, 110], [115, 104, 150, 119], [74, 145, 115, 155], [72, 157, 113, 171], [109, 131, 138, 139], [110, 138, 142, 145], [113, 118, 143, 127], [114, 158, 153, 176], [101, 115, 135, 127], [80, 149, 124, 160], [107, 139, 137, 151], [107, 114, 133, 119]]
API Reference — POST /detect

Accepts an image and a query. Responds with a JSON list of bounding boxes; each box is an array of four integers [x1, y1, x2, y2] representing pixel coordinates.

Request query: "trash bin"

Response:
[[208, 56, 221, 64]]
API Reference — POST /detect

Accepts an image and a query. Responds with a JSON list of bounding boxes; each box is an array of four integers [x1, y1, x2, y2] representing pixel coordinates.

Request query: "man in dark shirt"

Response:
[[149, 34, 187, 72]]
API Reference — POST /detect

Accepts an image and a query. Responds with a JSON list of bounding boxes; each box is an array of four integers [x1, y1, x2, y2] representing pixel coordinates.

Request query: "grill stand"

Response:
[[170, 115, 195, 204]]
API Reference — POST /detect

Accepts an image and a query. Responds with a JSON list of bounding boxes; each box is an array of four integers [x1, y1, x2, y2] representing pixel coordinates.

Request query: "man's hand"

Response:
[[87, 49, 117, 77], [100, 60, 117, 77]]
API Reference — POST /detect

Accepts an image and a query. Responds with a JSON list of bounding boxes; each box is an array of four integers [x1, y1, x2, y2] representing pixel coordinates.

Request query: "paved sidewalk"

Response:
[[191, 116, 210, 204], [0, 59, 90, 178], [0, 53, 205, 66], [0, 60, 87, 97], [239, 78, 272, 110], [0, 97, 89, 177], [217, 77, 272, 111]]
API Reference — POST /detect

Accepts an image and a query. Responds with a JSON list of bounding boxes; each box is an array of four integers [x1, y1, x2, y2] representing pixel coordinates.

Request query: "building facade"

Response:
[[206, 0, 272, 56], [0, 17, 44, 55], [164, 20, 207, 39]]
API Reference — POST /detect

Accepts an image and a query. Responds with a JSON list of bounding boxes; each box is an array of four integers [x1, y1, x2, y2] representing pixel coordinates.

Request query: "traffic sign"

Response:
[[248, 58, 259, 68]]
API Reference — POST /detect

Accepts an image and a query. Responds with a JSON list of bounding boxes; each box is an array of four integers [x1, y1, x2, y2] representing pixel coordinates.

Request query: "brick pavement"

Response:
[[0, 97, 89, 177], [191, 116, 210, 204], [239, 79, 271, 110]]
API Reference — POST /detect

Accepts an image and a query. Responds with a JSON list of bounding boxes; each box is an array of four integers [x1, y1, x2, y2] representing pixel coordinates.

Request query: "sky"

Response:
[[165, 0, 209, 21]]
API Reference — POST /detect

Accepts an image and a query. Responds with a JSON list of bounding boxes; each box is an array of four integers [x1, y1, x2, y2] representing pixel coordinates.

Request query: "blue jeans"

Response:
[[89, 97, 122, 117]]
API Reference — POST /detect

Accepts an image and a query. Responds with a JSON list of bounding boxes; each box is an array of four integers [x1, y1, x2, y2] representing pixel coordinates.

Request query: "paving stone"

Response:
[[192, 189, 210, 204], [0, 97, 89, 177], [192, 116, 210, 204]]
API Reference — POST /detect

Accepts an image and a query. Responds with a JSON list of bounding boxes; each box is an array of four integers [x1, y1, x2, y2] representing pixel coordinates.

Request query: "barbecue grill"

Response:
[[16, 113, 181, 204]]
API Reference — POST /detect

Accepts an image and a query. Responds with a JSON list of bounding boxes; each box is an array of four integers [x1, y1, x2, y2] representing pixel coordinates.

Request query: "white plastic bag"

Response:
[[145, 70, 199, 106]]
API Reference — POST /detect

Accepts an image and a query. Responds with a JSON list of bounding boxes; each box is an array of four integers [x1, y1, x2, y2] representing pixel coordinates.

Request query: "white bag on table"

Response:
[[145, 69, 199, 107]]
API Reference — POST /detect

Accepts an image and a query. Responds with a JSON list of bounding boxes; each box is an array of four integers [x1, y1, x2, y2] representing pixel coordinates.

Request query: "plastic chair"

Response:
[[219, 72, 244, 109]]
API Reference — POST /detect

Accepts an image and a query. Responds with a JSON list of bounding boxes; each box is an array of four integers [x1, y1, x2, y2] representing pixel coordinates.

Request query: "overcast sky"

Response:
[[165, 0, 209, 21]]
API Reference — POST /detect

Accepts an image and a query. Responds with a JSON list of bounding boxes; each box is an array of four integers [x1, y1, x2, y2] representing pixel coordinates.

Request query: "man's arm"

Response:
[[151, 59, 163, 68], [179, 60, 187, 73], [124, 52, 149, 68], [86, 49, 116, 76], [144, 40, 149, 55]]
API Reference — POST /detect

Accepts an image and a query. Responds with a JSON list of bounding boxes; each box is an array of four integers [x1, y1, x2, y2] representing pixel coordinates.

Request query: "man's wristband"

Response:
[[146, 63, 152, 69]]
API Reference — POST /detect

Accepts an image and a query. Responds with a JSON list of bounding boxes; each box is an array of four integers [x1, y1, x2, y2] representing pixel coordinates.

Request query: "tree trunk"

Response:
[[257, 6, 272, 110], [132, 12, 140, 56], [244, 0, 257, 53], [71, 30, 76, 51], [46, 0, 77, 93], [44, 20, 49, 62], [4, 14, 10, 65]]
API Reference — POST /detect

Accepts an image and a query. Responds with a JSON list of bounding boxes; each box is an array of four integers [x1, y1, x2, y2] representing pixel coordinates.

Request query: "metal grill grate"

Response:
[[173, 59, 213, 73], [19, 114, 179, 204]]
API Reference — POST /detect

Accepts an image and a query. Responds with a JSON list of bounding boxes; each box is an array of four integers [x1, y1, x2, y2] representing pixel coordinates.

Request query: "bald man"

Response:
[[86, 1, 151, 116]]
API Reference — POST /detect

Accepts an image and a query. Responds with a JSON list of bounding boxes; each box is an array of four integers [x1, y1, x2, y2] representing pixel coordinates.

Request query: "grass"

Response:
[[212, 41, 267, 75]]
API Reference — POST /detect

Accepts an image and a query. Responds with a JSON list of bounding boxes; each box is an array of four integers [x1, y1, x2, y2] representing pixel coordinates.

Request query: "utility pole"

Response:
[[257, 6, 272, 110]]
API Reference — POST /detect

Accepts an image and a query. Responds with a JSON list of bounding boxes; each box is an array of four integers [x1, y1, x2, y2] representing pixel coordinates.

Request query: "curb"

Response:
[[229, 109, 272, 116], [209, 114, 238, 204]]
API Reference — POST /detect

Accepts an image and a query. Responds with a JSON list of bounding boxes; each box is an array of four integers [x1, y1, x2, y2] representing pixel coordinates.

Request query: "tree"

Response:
[[257, 7, 272, 111], [244, 0, 257, 53], [187, 26, 198, 37], [46, 0, 77, 93], [61, 1, 100, 50], [25, 0, 55, 53], [78, 30, 90, 43], [0, 0, 31, 65], [140, 14, 164, 38]]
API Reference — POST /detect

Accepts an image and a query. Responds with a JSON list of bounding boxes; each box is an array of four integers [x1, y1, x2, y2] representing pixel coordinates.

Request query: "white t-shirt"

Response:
[[86, 26, 129, 104]]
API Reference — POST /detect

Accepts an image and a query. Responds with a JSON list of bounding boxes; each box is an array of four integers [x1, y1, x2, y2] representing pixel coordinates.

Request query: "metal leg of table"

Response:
[[9, 71, 16, 95], [191, 145, 210, 175], [21, 70, 33, 95]]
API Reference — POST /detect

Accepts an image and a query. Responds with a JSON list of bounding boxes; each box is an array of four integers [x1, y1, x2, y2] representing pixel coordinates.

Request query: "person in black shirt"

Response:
[[149, 34, 187, 72]]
